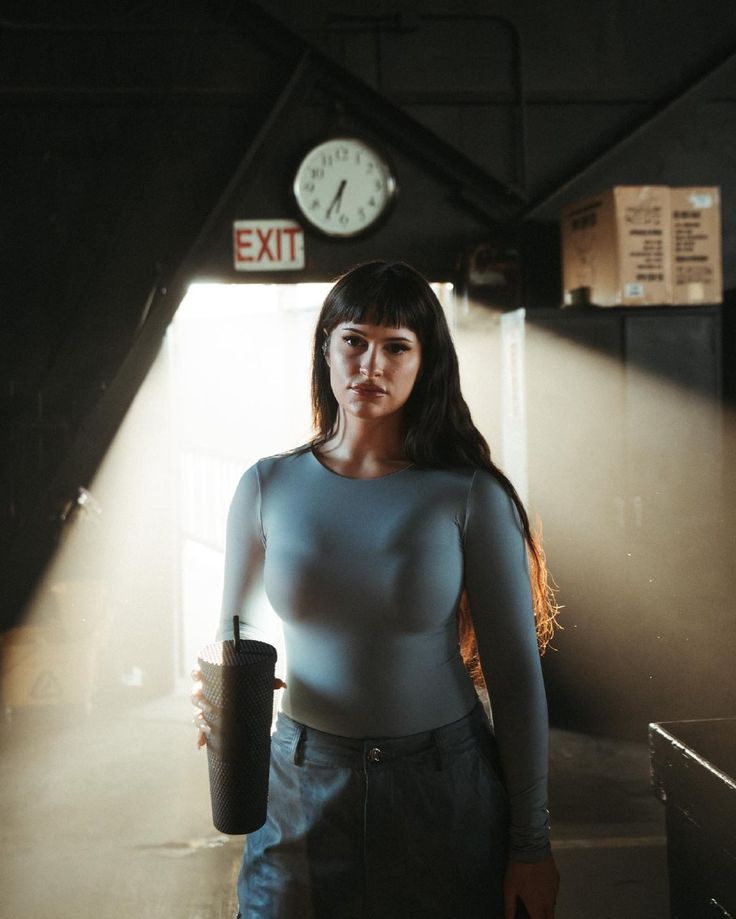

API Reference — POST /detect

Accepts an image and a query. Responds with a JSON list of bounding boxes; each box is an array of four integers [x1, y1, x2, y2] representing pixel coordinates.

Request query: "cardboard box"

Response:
[[1, 626, 98, 710], [561, 186, 672, 306], [561, 185, 723, 307], [671, 187, 722, 305], [0, 581, 106, 712]]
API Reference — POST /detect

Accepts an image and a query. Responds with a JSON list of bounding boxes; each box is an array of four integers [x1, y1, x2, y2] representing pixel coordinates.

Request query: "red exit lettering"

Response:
[[233, 220, 305, 271]]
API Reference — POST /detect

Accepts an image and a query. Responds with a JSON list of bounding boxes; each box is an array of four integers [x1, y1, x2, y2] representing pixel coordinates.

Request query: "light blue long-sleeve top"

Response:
[[218, 447, 551, 863]]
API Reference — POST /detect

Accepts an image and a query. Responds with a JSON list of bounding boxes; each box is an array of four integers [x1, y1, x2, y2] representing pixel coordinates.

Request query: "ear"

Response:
[[322, 331, 331, 366]]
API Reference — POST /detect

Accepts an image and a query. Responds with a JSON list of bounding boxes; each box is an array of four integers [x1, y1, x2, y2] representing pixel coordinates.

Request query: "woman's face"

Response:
[[324, 320, 422, 423]]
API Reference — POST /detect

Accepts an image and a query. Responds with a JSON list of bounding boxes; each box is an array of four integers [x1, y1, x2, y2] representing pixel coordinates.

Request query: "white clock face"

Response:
[[293, 137, 397, 238]]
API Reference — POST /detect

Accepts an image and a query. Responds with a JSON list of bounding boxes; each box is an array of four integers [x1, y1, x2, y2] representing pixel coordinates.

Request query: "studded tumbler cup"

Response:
[[198, 619, 277, 835]]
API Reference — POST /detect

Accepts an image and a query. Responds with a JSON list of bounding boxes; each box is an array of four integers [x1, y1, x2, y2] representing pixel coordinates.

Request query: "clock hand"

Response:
[[325, 179, 347, 219]]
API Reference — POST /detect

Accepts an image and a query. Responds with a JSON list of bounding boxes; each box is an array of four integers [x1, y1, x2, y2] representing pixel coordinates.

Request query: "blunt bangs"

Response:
[[320, 262, 443, 343]]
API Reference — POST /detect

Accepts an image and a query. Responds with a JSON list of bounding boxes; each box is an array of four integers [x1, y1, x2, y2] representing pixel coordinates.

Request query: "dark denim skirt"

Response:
[[236, 701, 511, 919]]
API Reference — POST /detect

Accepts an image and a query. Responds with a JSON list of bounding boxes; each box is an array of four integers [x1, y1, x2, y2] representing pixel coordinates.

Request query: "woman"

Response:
[[194, 260, 560, 918]]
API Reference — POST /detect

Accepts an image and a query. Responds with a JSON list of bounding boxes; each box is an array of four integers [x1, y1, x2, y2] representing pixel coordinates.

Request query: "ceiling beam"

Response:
[[521, 42, 736, 221]]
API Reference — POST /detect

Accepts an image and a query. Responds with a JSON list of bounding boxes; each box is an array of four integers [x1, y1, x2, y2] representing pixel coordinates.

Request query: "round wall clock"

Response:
[[292, 137, 398, 238]]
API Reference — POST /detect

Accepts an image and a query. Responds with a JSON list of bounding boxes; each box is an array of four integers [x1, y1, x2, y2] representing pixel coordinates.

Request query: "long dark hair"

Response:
[[309, 261, 559, 675]]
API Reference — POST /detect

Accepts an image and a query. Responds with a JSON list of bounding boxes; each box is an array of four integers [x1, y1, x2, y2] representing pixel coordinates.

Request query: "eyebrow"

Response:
[[341, 326, 415, 342]]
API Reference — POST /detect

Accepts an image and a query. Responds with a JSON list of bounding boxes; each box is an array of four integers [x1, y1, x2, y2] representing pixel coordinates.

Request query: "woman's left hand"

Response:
[[503, 854, 560, 919]]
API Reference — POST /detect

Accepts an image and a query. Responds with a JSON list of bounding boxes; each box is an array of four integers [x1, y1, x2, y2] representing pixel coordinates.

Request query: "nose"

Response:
[[360, 344, 384, 378]]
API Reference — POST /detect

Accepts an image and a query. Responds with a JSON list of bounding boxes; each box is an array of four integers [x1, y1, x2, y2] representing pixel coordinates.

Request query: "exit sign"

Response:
[[233, 220, 305, 271]]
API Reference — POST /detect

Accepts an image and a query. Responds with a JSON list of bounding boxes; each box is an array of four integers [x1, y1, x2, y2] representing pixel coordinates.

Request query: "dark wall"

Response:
[[525, 307, 732, 737], [1, 4, 281, 522]]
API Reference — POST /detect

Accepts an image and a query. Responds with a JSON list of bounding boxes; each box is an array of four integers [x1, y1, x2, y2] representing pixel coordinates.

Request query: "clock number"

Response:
[[368, 196, 376, 208], [310, 199, 321, 210], [358, 207, 366, 222], [304, 182, 315, 193], [320, 153, 333, 168], [374, 179, 383, 191], [311, 167, 324, 180], [366, 161, 375, 174], [335, 146, 349, 161], [339, 214, 349, 226]]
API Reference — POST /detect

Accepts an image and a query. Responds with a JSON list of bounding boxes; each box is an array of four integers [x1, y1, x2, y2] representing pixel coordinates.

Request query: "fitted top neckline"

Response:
[[308, 447, 415, 481]]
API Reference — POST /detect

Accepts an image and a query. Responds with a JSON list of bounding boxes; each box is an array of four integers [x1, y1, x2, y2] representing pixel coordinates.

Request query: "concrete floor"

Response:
[[0, 687, 669, 919], [548, 727, 669, 918]]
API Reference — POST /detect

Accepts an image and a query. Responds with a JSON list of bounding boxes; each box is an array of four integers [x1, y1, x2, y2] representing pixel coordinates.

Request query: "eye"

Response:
[[342, 334, 365, 348], [386, 342, 411, 354]]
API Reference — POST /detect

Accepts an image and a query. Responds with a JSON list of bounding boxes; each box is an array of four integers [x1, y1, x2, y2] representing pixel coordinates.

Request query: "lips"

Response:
[[351, 384, 387, 395]]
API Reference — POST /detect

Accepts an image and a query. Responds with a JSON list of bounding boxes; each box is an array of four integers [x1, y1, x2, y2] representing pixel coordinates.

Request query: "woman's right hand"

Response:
[[190, 667, 286, 749], [190, 668, 212, 749]]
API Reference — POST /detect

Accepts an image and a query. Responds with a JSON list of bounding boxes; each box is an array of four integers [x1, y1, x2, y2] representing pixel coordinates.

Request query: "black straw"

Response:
[[233, 615, 242, 653]]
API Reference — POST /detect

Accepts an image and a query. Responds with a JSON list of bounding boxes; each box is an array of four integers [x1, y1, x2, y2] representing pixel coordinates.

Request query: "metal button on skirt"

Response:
[[236, 700, 510, 919]]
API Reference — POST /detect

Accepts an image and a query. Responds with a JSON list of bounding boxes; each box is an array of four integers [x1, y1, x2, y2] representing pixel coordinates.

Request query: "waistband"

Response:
[[272, 700, 498, 770]]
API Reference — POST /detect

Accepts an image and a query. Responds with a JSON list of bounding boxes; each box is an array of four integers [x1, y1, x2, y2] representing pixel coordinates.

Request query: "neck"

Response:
[[317, 411, 409, 478]]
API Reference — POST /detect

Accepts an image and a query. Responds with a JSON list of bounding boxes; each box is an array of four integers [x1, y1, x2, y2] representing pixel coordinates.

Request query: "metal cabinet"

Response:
[[650, 718, 736, 918]]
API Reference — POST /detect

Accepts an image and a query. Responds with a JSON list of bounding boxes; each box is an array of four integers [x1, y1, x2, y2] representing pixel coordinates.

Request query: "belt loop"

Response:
[[289, 724, 306, 765], [431, 729, 449, 771]]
